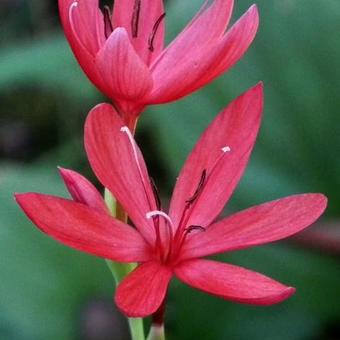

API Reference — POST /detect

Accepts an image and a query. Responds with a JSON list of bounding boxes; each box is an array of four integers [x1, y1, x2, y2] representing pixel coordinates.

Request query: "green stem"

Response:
[[129, 318, 147, 340], [104, 188, 145, 340]]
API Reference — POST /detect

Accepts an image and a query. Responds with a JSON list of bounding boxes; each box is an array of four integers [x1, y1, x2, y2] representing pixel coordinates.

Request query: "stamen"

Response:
[[68, 2, 89, 52], [150, 177, 162, 210], [146, 210, 174, 263], [186, 169, 207, 204], [120, 126, 139, 163], [222, 145, 231, 153], [120, 126, 155, 211], [70, 1, 78, 10], [68, 2, 79, 32], [185, 225, 206, 234], [131, 0, 141, 38], [69, 2, 79, 24], [148, 13, 166, 52], [103, 6, 114, 39], [146, 210, 174, 229]]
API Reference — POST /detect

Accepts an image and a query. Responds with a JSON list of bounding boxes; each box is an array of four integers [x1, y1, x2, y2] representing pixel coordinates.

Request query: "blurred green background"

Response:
[[0, 0, 339, 339]]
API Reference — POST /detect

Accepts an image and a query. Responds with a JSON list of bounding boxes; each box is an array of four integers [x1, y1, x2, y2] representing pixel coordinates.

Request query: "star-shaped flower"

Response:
[[15, 84, 327, 317], [59, 0, 259, 124]]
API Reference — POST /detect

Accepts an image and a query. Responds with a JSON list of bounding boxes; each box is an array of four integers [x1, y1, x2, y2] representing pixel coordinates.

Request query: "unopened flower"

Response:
[[59, 0, 259, 124], [15, 84, 327, 317]]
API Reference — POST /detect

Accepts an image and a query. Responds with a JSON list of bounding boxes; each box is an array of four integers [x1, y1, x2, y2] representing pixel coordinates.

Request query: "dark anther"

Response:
[[103, 6, 114, 39], [150, 177, 162, 210], [148, 13, 166, 52], [185, 225, 206, 234], [186, 169, 207, 204], [131, 0, 141, 38]]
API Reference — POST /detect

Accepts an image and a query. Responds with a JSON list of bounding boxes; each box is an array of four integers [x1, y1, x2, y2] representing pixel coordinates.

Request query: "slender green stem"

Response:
[[129, 317, 147, 340], [104, 188, 145, 340]]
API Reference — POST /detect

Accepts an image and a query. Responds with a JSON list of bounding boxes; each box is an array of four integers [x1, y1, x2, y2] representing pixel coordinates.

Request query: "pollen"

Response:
[[222, 146, 231, 153]]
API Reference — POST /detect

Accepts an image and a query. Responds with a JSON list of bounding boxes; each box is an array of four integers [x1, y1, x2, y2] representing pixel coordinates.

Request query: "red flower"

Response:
[[15, 84, 327, 317], [59, 0, 259, 122]]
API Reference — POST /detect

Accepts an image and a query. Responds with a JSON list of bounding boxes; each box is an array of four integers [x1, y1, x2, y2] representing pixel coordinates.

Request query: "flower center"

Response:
[[146, 210, 174, 263], [120, 126, 155, 212]]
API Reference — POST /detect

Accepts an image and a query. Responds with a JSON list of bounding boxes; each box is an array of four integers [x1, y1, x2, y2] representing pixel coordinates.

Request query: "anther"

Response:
[[148, 13, 166, 52], [186, 169, 207, 204], [131, 0, 141, 38], [222, 146, 231, 153], [69, 2, 79, 25], [185, 225, 206, 234], [103, 6, 114, 39]]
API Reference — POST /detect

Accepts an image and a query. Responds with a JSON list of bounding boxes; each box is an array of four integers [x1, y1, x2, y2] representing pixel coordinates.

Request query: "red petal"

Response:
[[150, 0, 233, 68], [85, 103, 158, 244], [148, 5, 258, 104], [115, 261, 172, 317], [169, 84, 263, 231], [113, 0, 165, 64], [59, 167, 108, 213], [175, 259, 295, 305], [95, 28, 153, 102], [181, 194, 328, 259], [15, 193, 150, 262]]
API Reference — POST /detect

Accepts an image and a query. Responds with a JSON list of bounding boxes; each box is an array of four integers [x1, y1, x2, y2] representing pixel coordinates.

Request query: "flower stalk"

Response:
[[104, 188, 146, 340]]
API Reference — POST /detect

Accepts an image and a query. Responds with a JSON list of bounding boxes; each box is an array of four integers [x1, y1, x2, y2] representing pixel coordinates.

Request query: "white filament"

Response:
[[68, 2, 90, 52], [120, 126, 140, 166], [120, 126, 156, 210], [146, 210, 174, 229], [69, 2, 79, 23]]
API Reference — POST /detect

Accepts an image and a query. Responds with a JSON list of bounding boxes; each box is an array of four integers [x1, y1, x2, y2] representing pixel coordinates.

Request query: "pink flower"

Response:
[[59, 0, 259, 123], [15, 84, 327, 317]]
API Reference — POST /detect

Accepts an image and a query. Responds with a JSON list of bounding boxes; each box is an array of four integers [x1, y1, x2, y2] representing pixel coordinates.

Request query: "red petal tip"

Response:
[[277, 286, 296, 302], [307, 193, 328, 214], [258, 286, 296, 306], [14, 192, 25, 201], [245, 4, 260, 30], [251, 81, 264, 94], [242, 286, 296, 306], [249, 4, 259, 16]]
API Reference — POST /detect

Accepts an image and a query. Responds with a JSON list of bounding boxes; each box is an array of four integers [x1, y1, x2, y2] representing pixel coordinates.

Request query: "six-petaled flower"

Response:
[[59, 0, 259, 125], [15, 84, 327, 317]]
